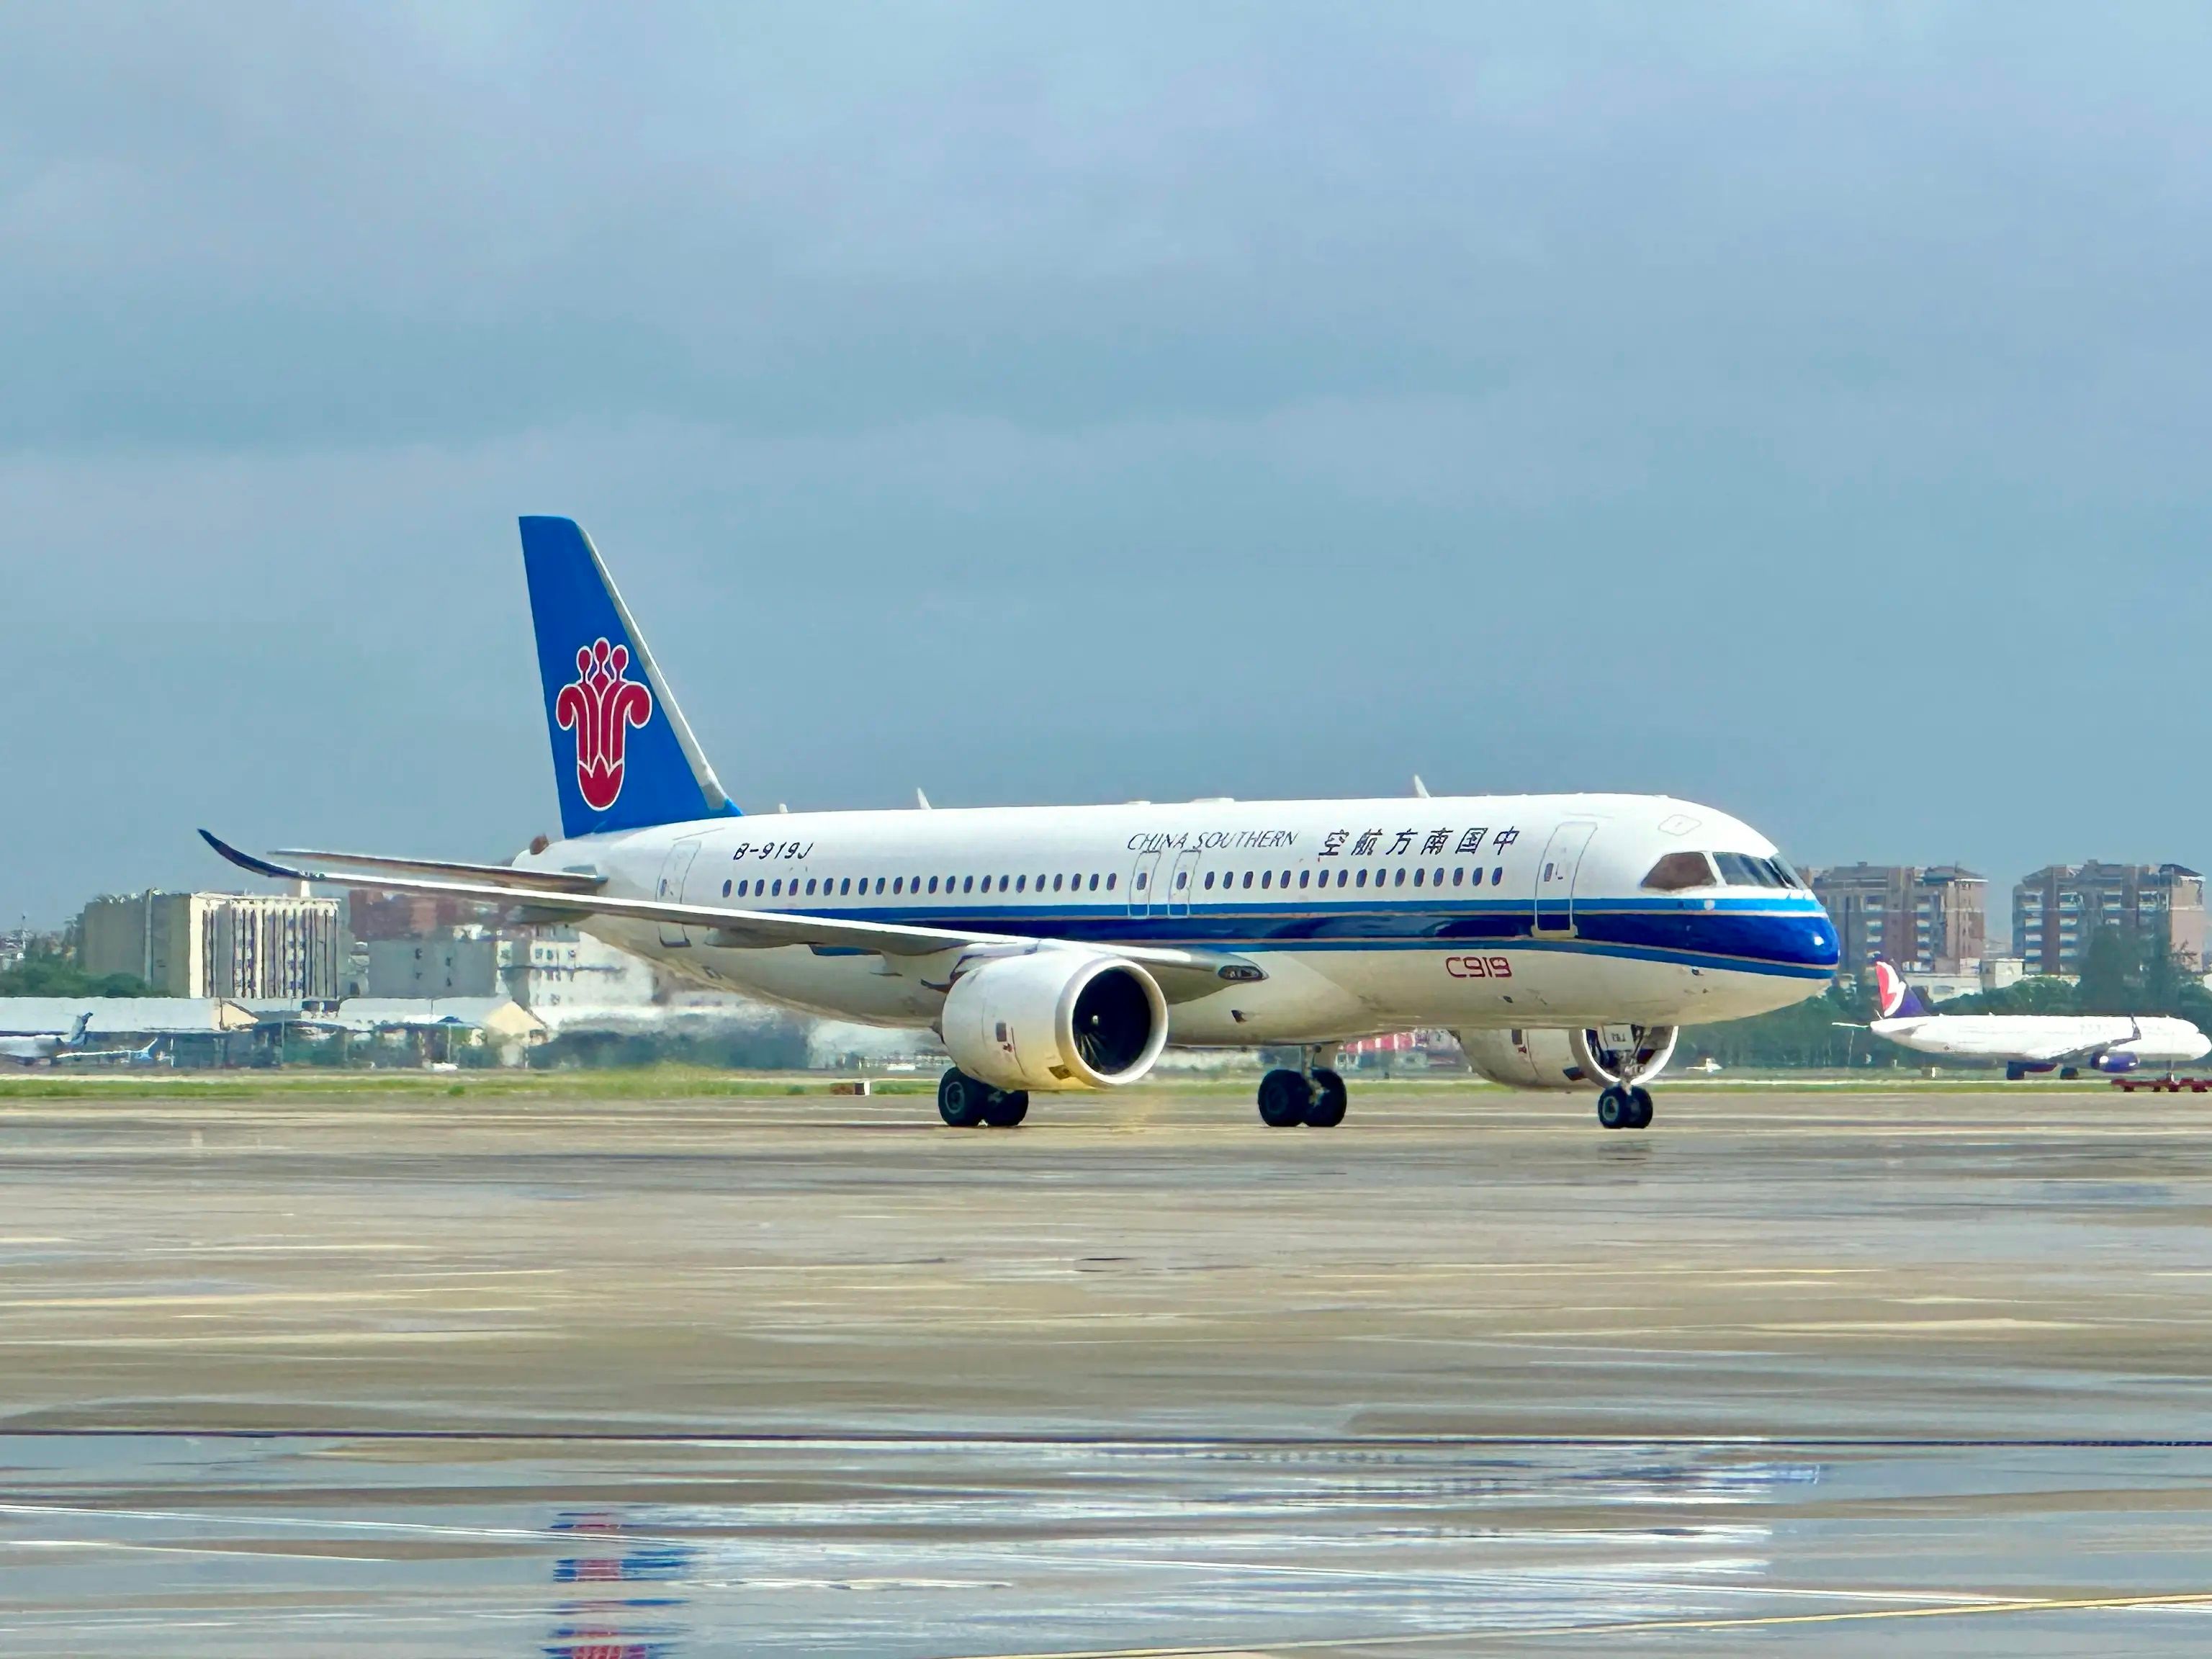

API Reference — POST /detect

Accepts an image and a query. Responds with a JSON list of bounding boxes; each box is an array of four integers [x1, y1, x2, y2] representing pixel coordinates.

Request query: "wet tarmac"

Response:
[[4, 1081, 2212, 1653]]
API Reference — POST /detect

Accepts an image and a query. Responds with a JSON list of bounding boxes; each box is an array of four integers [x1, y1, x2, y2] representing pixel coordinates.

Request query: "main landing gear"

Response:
[[1257, 1046, 1349, 1128], [938, 1067, 1030, 1128], [1596, 1084, 1654, 1130]]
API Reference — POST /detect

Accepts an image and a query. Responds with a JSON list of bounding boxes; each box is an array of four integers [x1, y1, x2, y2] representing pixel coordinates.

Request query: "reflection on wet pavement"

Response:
[[5, 1083, 2212, 1653], [7, 1433, 2212, 1655]]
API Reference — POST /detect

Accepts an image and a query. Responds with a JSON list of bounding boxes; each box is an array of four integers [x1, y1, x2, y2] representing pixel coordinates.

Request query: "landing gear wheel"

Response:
[[983, 1090, 1030, 1128], [1596, 1086, 1629, 1130], [1304, 1067, 1348, 1127], [1258, 1068, 1313, 1128], [1627, 1085, 1654, 1130], [938, 1068, 991, 1128]]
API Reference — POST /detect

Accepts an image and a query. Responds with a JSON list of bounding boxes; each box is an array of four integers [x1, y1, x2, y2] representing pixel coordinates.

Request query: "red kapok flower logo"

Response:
[[555, 637, 654, 811]]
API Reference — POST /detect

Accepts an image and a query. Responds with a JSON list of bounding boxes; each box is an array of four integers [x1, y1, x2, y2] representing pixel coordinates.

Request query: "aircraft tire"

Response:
[[1258, 1069, 1312, 1128], [938, 1067, 992, 1128], [1596, 1087, 1629, 1130], [983, 1090, 1030, 1128], [1304, 1068, 1348, 1128], [1628, 1086, 1654, 1130]]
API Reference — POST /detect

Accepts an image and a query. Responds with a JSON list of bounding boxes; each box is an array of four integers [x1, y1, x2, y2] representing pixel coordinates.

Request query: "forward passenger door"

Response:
[[1532, 822, 1596, 938]]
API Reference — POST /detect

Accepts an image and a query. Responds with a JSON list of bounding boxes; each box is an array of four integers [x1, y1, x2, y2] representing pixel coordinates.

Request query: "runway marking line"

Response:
[[960, 1588, 2212, 1657]]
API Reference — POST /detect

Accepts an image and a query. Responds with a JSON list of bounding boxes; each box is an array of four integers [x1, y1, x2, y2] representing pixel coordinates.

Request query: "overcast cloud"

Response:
[[4, 3, 2210, 926]]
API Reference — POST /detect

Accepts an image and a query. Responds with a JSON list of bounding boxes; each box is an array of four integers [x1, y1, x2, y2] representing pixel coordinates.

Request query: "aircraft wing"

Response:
[[201, 831, 1262, 1002], [269, 848, 606, 892], [2010, 1035, 2108, 1064], [49, 1044, 158, 1065]]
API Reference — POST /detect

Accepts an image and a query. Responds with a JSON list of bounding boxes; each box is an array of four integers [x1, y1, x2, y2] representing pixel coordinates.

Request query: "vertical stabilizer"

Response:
[[1872, 959, 1929, 1020], [518, 517, 739, 839]]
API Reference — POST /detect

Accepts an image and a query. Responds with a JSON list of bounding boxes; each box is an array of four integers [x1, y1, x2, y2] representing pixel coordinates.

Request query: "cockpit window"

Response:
[[1714, 851, 1784, 888], [1642, 851, 1719, 891]]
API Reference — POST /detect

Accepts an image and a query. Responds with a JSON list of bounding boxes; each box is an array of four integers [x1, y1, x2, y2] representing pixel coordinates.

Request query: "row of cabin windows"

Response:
[[719, 863, 1510, 902], [721, 871, 1121, 900], [1197, 865, 1506, 891]]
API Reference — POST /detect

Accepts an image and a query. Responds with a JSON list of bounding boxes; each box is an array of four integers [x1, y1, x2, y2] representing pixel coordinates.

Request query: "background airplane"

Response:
[[1867, 960, 2209, 1080], [0, 1012, 163, 1069]]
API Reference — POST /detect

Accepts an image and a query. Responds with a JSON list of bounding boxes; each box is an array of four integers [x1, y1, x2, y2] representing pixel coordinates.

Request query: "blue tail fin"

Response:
[[519, 517, 739, 839]]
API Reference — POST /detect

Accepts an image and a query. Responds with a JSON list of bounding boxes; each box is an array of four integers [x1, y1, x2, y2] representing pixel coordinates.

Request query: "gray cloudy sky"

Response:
[[5, 3, 2210, 927]]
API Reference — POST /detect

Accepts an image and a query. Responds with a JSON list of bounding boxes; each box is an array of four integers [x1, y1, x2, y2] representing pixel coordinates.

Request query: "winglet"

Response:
[[199, 830, 311, 883]]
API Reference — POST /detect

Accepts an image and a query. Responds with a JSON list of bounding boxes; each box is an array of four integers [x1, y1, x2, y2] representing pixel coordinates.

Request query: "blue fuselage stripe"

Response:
[[701, 894, 1839, 979]]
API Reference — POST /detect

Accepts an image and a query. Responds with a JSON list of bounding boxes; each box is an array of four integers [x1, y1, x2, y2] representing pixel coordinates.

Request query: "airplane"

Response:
[[201, 516, 1840, 1132], [1866, 959, 2211, 1080], [0, 1012, 164, 1068]]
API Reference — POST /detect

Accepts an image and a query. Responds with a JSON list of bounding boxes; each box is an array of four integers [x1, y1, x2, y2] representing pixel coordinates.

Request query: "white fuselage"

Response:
[[0, 1035, 71, 1066], [515, 792, 1838, 1046], [1871, 1013, 2211, 1071]]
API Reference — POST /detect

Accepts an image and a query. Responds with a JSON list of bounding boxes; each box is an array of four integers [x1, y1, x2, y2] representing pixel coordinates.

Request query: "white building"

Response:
[[80, 891, 346, 999], [361, 926, 657, 1020], [500, 927, 660, 1025], [366, 935, 501, 997]]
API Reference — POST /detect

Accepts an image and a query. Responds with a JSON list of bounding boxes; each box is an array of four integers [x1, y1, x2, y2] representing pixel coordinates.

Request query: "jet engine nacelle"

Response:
[[940, 951, 1169, 1092], [1456, 1025, 1680, 1092], [2095, 1049, 2140, 1074]]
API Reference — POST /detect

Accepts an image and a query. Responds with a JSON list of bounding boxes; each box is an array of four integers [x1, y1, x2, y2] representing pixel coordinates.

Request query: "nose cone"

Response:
[[1805, 916, 1841, 973]]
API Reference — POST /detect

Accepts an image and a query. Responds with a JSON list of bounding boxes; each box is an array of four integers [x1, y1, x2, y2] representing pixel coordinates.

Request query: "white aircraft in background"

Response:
[[0, 1012, 162, 1068], [202, 516, 1840, 1132], [1868, 960, 2210, 1080]]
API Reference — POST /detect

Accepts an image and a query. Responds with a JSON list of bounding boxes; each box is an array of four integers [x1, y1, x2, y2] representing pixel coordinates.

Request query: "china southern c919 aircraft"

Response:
[[204, 518, 1839, 1131]]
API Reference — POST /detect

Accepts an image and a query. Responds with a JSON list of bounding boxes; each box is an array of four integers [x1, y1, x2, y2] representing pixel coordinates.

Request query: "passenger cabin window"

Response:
[[1642, 851, 1719, 891], [1105, 873, 1117, 891]]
